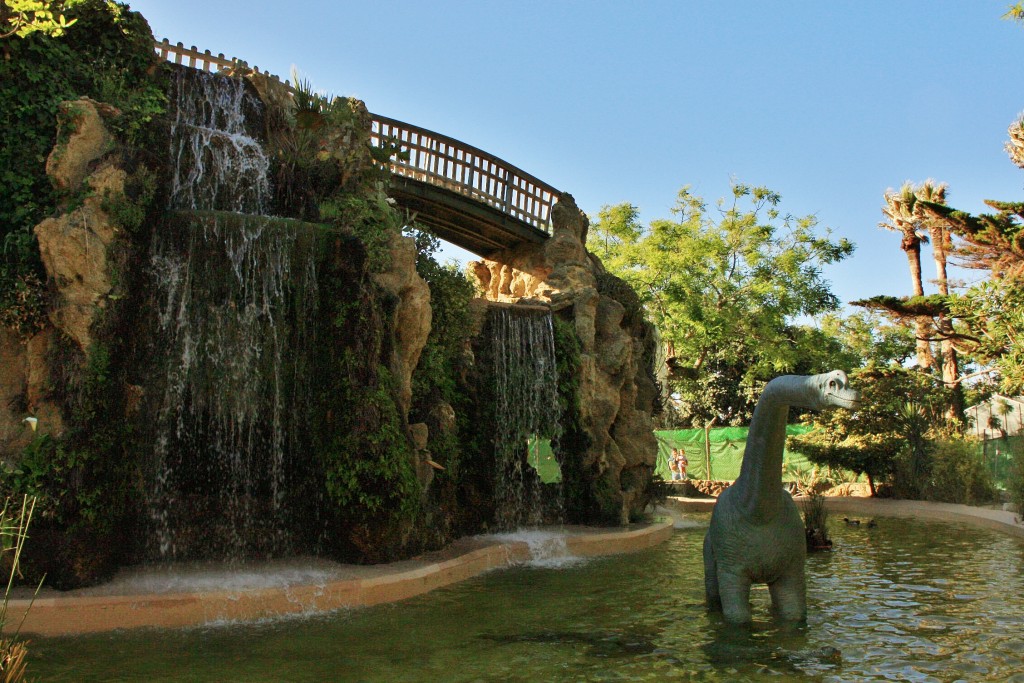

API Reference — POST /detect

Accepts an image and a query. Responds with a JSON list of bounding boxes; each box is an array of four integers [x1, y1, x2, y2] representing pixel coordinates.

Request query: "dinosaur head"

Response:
[[810, 370, 860, 411]]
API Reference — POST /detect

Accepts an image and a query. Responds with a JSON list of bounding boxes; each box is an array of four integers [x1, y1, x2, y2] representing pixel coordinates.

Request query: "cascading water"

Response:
[[490, 307, 563, 530], [147, 69, 319, 560], [168, 68, 270, 214]]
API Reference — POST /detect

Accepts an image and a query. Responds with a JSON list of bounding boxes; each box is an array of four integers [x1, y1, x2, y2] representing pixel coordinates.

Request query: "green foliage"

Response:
[[90, 58, 167, 147], [549, 315, 609, 523], [273, 71, 404, 219], [552, 315, 583, 420], [791, 365, 990, 501], [789, 368, 946, 493], [99, 162, 157, 235], [817, 310, 916, 370], [1, 435, 66, 524], [949, 280, 1024, 394], [0, 267, 45, 337], [1, 339, 138, 585], [590, 182, 853, 426], [319, 189, 404, 272], [321, 365, 418, 521], [924, 440, 997, 505], [409, 229, 475, 411], [304, 237, 430, 559], [1009, 446, 1024, 516], [1, 0, 81, 39]]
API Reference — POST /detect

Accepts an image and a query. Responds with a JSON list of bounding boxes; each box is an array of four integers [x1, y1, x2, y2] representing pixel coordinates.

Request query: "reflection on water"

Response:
[[29, 516, 1024, 682]]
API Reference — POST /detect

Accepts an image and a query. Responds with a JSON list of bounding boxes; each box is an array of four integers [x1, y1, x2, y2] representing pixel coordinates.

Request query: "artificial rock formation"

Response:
[[372, 232, 435, 487], [35, 98, 125, 352], [471, 193, 660, 524], [372, 232, 432, 420], [0, 99, 120, 453]]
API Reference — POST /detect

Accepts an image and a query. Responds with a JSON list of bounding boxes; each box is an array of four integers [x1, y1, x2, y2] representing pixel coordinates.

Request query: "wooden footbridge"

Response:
[[156, 40, 559, 257]]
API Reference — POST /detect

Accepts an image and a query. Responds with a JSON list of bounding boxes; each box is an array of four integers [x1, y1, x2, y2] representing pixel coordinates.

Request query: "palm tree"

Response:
[[880, 183, 935, 370], [1007, 114, 1024, 169], [915, 181, 964, 422]]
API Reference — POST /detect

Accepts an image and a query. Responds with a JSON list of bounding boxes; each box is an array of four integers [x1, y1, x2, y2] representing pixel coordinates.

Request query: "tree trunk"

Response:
[[904, 239, 935, 370], [930, 225, 964, 424]]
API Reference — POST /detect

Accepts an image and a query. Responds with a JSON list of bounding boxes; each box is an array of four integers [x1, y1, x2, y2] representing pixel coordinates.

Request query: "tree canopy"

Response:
[[588, 182, 853, 425], [1, 0, 81, 39]]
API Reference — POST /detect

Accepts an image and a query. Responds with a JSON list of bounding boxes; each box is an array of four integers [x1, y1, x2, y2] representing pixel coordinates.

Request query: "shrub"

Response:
[[1007, 445, 1024, 517], [925, 440, 998, 505]]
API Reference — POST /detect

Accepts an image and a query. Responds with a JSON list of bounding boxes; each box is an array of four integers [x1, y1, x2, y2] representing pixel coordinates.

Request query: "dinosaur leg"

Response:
[[768, 565, 807, 622], [703, 534, 721, 610], [717, 571, 752, 624]]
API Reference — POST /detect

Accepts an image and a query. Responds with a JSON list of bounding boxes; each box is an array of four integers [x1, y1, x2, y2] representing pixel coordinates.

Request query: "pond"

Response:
[[28, 514, 1024, 682]]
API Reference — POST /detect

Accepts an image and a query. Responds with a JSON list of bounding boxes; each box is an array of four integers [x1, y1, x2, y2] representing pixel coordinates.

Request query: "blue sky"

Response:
[[130, 0, 1024, 313]]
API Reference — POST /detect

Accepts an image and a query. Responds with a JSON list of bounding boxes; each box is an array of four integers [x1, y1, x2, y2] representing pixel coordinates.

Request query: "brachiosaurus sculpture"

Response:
[[703, 371, 859, 623]]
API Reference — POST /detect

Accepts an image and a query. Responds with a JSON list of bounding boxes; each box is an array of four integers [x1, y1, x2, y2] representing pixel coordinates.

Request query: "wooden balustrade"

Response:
[[371, 116, 557, 233], [153, 38, 291, 86], [153, 39, 557, 236]]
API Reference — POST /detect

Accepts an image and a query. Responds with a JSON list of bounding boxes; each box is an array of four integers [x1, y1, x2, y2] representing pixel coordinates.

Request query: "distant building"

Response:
[[965, 394, 1024, 439]]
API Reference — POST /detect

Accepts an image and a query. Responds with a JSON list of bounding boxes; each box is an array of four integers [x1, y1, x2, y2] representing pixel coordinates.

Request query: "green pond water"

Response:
[[29, 514, 1024, 682]]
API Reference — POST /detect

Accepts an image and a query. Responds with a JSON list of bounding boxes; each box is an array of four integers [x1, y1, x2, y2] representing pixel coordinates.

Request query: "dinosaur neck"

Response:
[[734, 376, 810, 519]]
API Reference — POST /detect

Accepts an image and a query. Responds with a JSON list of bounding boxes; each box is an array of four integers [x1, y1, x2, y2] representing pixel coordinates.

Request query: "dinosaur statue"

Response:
[[703, 371, 859, 624]]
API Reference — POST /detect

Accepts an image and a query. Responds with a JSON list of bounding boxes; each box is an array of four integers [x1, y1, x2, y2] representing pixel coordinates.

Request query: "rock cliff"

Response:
[[470, 193, 660, 524]]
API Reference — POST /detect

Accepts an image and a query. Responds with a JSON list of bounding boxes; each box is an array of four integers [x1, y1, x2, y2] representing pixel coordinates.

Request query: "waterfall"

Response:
[[168, 69, 271, 215], [490, 307, 562, 530], [147, 68, 318, 560]]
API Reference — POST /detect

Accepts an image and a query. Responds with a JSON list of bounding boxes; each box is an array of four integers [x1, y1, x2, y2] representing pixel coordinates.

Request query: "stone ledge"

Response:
[[11, 520, 673, 637]]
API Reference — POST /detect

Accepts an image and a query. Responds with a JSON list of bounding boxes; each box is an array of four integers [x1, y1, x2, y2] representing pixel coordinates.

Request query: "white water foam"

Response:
[[78, 558, 347, 596], [489, 529, 587, 569], [652, 506, 708, 530]]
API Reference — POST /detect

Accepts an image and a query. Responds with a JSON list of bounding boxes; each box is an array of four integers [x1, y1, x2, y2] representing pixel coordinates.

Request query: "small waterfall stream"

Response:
[[168, 69, 270, 214], [147, 69, 318, 560], [490, 307, 563, 529]]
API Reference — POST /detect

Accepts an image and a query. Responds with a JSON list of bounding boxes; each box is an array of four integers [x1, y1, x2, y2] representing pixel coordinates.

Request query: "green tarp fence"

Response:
[[655, 425, 815, 482], [533, 428, 1019, 488], [971, 436, 1020, 489]]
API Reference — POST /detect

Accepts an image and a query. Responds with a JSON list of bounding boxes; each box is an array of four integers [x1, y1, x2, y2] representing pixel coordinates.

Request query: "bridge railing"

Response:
[[154, 39, 558, 234], [371, 116, 558, 234], [154, 39, 293, 87]]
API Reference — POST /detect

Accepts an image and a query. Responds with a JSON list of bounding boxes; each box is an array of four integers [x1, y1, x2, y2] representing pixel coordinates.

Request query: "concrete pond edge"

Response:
[[13, 520, 674, 637]]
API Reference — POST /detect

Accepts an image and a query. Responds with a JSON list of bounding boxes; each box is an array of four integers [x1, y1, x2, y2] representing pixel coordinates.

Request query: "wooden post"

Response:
[[704, 416, 718, 480], [704, 425, 712, 481]]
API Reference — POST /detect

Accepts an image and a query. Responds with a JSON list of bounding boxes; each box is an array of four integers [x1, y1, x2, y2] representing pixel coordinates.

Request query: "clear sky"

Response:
[[129, 0, 1024, 313]]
